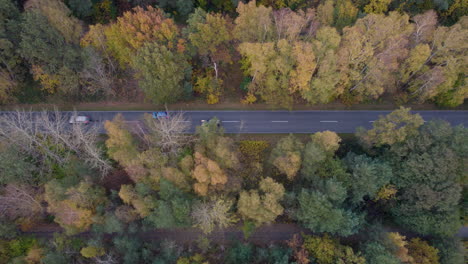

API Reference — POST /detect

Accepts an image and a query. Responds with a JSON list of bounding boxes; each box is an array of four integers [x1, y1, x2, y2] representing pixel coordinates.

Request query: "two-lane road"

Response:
[[76, 110, 467, 133]]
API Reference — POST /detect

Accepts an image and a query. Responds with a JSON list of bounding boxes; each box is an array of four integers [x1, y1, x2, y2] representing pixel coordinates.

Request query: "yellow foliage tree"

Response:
[[80, 246, 105, 258], [103, 6, 180, 66], [191, 152, 228, 196]]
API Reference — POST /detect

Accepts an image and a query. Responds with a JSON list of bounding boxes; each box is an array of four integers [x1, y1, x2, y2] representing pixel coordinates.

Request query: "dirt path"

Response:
[[26, 223, 316, 245]]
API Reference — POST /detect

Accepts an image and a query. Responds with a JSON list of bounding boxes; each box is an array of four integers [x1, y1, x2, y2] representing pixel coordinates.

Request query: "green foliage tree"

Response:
[[361, 241, 400, 264], [237, 177, 285, 225], [269, 134, 304, 180], [132, 42, 191, 104], [225, 242, 254, 264], [344, 153, 392, 204], [356, 107, 424, 148], [296, 180, 362, 236], [389, 120, 466, 237]]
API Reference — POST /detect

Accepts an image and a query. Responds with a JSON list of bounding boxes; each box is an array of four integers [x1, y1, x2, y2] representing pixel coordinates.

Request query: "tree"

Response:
[[0, 110, 111, 175], [25, 0, 84, 44], [356, 107, 424, 148], [389, 120, 465, 237], [191, 198, 237, 234], [0, 184, 44, 222], [155, 0, 194, 20], [238, 40, 295, 108], [81, 246, 105, 258], [191, 152, 228, 196], [187, 10, 233, 103], [296, 180, 362, 236], [237, 177, 285, 225], [0, 144, 38, 185], [19, 10, 83, 96], [104, 6, 181, 66], [104, 114, 139, 166], [364, 0, 392, 14], [303, 234, 365, 264], [45, 180, 108, 234], [195, 119, 240, 170], [145, 179, 193, 228], [387, 232, 413, 263], [234, 0, 275, 43], [310, 131, 341, 153], [67, 0, 93, 19], [407, 238, 440, 264], [338, 12, 414, 102], [142, 112, 192, 155], [0, 0, 24, 102], [304, 26, 342, 104], [343, 153, 392, 204], [361, 241, 400, 264], [270, 134, 304, 180], [132, 42, 191, 104]]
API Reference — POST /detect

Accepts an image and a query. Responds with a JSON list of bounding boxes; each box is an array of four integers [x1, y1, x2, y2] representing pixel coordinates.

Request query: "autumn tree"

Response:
[[195, 118, 240, 170], [414, 17, 467, 106], [0, 184, 44, 223], [0, 110, 111, 175], [25, 0, 84, 44], [356, 107, 424, 148], [19, 10, 83, 96], [305, 26, 342, 104], [407, 238, 440, 264], [191, 152, 228, 196], [303, 234, 365, 264], [45, 180, 108, 234], [238, 40, 295, 107], [237, 177, 285, 225], [142, 112, 192, 155], [338, 12, 414, 102], [187, 9, 233, 103], [191, 198, 237, 234], [364, 0, 392, 14], [270, 134, 304, 180], [0, 0, 23, 104], [234, 0, 275, 43], [103, 6, 181, 66], [104, 114, 139, 168]]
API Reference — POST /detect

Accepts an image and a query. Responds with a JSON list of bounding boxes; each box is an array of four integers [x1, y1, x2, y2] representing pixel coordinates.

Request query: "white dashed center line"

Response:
[[369, 121, 375, 123], [320, 121, 338, 123], [271, 121, 288, 123], [222, 121, 240, 123]]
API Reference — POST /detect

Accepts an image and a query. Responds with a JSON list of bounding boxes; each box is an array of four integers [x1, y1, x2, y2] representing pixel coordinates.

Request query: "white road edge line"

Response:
[[369, 121, 375, 123], [320, 121, 338, 123], [271, 121, 288, 123], [222, 121, 240, 123]]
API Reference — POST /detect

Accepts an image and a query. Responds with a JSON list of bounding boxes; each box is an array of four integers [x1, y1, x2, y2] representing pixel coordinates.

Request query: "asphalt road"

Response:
[[72, 110, 467, 133]]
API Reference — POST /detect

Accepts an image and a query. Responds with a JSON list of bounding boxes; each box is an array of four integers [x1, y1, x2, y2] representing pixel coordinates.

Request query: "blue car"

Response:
[[152, 111, 169, 119]]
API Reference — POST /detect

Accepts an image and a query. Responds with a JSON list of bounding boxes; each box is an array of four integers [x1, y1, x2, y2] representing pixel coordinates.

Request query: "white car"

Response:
[[69, 115, 91, 124]]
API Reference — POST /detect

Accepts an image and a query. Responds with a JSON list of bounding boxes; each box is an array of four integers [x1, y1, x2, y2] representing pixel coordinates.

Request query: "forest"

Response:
[[0, 107, 466, 263], [0, 0, 467, 108]]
